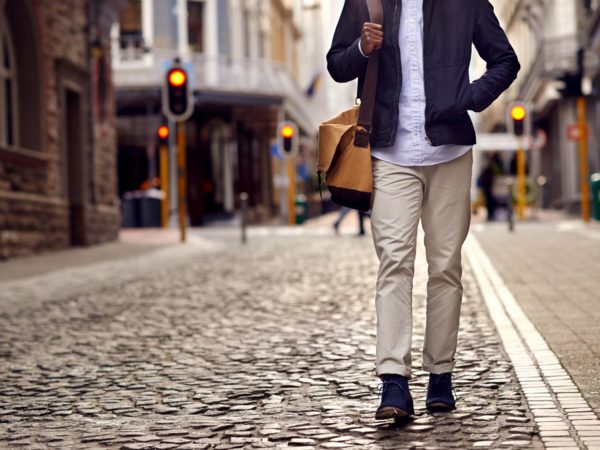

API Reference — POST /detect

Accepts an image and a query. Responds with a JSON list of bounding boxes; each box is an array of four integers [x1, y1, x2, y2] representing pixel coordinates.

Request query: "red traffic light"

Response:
[[281, 126, 294, 138], [157, 125, 169, 140], [168, 68, 187, 87], [511, 105, 526, 121]]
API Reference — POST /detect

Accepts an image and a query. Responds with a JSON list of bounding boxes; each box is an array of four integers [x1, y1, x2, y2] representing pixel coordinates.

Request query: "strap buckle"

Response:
[[354, 125, 371, 148]]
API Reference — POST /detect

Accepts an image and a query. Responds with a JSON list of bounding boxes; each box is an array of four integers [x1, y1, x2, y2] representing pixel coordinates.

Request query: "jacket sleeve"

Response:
[[326, 0, 369, 83], [469, 0, 521, 112]]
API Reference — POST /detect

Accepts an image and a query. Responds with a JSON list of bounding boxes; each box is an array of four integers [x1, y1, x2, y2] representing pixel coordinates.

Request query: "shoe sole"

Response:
[[426, 402, 455, 412], [375, 406, 412, 420]]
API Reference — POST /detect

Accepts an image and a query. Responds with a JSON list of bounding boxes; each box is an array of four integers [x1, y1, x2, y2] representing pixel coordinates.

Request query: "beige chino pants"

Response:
[[370, 150, 473, 379]]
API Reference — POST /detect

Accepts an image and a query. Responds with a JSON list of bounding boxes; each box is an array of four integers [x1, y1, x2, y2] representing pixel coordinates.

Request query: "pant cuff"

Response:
[[376, 361, 412, 379], [422, 361, 456, 374]]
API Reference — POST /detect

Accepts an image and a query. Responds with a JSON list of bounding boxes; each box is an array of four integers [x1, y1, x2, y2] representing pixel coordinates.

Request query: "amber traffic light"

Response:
[[157, 125, 169, 142], [281, 126, 294, 139], [277, 121, 299, 158], [281, 125, 295, 152], [281, 125, 295, 153], [508, 102, 529, 137], [168, 68, 187, 87], [511, 105, 526, 121]]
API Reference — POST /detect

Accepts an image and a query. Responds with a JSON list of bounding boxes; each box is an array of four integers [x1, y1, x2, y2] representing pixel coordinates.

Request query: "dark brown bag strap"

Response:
[[354, 0, 384, 147]]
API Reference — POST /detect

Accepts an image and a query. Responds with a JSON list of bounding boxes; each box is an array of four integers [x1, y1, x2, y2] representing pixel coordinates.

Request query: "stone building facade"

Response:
[[0, 0, 125, 259], [113, 0, 323, 226], [473, 0, 600, 212]]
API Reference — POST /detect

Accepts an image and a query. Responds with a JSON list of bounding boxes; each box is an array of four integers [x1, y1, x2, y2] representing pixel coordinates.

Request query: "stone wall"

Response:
[[0, 0, 120, 260]]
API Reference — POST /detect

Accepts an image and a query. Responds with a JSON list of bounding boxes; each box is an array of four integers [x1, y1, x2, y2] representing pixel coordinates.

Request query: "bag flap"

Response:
[[317, 106, 360, 173]]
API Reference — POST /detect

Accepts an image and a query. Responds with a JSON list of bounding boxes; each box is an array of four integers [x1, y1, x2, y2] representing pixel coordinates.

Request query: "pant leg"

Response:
[[335, 207, 351, 226], [370, 156, 424, 379], [358, 211, 366, 235], [420, 150, 473, 374]]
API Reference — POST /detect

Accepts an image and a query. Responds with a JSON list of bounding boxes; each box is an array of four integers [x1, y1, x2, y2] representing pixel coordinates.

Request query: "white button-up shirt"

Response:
[[365, 0, 471, 166]]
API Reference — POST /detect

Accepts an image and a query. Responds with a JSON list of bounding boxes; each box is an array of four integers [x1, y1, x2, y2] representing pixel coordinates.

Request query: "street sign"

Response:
[[475, 133, 531, 151], [567, 123, 588, 142]]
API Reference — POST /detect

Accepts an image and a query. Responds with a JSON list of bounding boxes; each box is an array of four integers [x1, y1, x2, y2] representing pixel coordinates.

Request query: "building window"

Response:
[[188, 0, 205, 53], [0, 15, 17, 147], [118, 0, 144, 60]]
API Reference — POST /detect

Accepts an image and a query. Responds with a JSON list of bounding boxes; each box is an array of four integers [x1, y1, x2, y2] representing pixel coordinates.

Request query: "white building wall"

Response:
[[320, 1, 358, 122]]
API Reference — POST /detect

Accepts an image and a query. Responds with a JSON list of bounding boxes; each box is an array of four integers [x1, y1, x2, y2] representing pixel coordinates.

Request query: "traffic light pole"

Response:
[[516, 146, 526, 220], [177, 121, 187, 242], [577, 96, 590, 223], [159, 142, 169, 228], [287, 158, 296, 225]]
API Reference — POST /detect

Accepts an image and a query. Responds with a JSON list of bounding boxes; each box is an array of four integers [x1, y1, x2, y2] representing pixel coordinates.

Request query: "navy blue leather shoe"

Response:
[[375, 374, 414, 420], [426, 372, 456, 411]]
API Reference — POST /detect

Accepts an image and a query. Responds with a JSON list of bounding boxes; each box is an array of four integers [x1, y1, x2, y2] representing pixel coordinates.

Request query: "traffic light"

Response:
[[162, 61, 193, 121], [507, 102, 531, 138], [511, 104, 526, 136], [157, 124, 169, 144], [557, 48, 584, 98], [277, 121, 299, 158], [282, 125, 294, 152]]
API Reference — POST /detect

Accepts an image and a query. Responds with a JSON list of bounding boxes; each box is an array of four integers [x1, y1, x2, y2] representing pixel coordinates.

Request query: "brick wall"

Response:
[[0, 0, 120, 260]]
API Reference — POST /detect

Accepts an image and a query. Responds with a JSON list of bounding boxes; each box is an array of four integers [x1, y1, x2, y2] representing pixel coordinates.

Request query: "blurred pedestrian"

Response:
[[478, 153, 504, 221], [327, 0, 519, 419], [333, 207, 368, 236]]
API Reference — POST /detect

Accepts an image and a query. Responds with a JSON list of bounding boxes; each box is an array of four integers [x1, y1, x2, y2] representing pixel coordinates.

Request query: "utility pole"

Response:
[[577, 96, 590, 222], [508, 102, 531, 221], [558, 48, 590, 222], [157, 124, 170, 228], [177, 121, 187, 241]]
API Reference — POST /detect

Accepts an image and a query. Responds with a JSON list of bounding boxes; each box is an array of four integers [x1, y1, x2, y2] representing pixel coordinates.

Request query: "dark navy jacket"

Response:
[[326, 0, 521, 147]]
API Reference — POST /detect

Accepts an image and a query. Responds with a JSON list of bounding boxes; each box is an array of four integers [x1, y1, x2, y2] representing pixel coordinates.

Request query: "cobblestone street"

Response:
[[0, 231, 541, 449]]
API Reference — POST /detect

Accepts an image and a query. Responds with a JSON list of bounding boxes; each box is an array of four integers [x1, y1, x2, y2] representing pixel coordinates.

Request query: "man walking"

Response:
[[326, 0, 519, 419]]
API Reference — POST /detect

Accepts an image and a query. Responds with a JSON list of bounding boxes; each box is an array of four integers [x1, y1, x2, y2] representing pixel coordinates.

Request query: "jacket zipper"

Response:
[[387, 0, 402, 146]]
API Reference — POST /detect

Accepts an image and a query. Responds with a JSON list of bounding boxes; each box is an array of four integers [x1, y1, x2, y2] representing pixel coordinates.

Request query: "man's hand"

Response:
[[360, 22, 383, 56]]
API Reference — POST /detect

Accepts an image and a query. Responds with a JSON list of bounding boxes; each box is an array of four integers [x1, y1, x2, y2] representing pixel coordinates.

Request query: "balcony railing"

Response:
[[519, 34, 580, 100], [113, 49, 317, 133], [116, 33, 149, 62]]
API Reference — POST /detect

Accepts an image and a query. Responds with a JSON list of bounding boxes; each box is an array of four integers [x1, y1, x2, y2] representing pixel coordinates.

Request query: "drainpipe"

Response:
[[86, 0, 98, 207]]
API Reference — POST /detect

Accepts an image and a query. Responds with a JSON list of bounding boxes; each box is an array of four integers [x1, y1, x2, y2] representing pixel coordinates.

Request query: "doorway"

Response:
[[65, 88, 86, 245]]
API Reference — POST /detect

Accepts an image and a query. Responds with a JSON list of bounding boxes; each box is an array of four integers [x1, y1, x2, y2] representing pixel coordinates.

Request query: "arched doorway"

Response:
[[1, 0, 42, 151]]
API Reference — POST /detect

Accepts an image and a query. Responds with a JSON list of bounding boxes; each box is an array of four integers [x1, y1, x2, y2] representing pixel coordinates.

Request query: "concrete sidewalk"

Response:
[[0, 228, 213, 283], [472, 219, 600, 415]]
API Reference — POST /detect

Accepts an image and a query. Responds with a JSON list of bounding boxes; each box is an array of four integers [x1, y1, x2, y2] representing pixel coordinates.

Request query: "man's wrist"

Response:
[[358, 39, 369, 58]]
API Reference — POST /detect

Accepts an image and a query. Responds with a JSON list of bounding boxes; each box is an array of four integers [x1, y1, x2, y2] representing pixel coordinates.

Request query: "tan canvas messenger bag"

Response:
[[317, 0, 383, 212]]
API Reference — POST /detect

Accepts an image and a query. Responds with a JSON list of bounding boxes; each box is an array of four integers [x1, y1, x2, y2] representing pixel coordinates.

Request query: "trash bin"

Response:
[[121, 191, 141, 228], [591, 173, 600, 221], [295, 194, 307, 225], [121, 189, 165, 228], [139, 188, 164, 227]]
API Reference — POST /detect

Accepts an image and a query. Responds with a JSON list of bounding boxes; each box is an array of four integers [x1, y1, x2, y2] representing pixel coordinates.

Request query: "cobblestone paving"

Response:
[[0, 235, 541, 449]]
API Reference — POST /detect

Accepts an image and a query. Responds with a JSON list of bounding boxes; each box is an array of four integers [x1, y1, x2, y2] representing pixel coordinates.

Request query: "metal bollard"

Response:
[[535, 175, 547, 220], [506, 178, 515, 233], [240, 192, 248, 244]]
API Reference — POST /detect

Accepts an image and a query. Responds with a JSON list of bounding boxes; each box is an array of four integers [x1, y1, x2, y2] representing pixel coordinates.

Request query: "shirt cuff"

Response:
[[357, 39, 369, 58]]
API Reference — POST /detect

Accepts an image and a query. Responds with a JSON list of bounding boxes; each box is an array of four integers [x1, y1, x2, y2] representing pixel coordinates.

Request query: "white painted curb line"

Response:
[[466, 235, 600, 449]]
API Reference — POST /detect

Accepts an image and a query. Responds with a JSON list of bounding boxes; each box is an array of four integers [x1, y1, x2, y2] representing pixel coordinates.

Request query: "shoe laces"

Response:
[[377, 377, 408, 399]]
